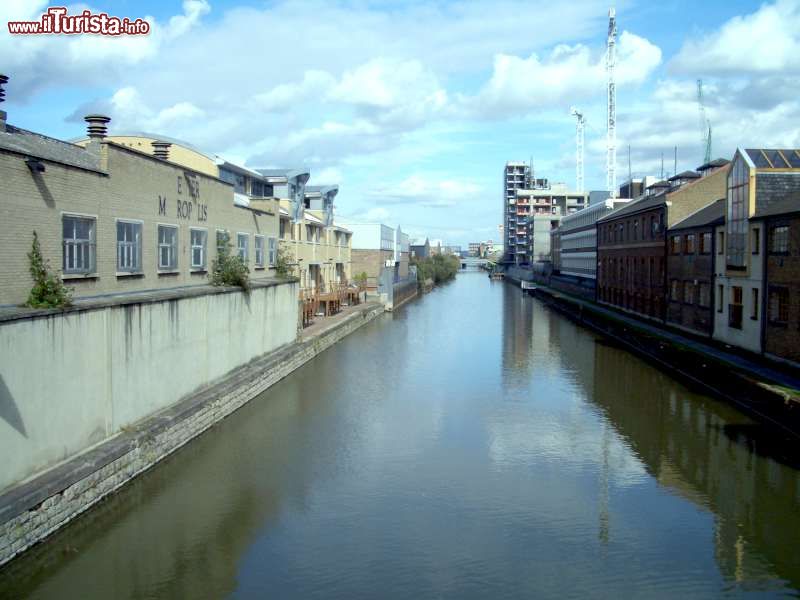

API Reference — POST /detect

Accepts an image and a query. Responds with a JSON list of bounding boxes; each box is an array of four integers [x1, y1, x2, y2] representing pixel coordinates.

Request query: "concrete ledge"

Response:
[[0, 277, 299, 324], [0, 302, 384, 567]]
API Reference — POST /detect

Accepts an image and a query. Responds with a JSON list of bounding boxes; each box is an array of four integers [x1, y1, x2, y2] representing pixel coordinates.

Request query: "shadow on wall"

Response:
[[0, 374, 26, 437]]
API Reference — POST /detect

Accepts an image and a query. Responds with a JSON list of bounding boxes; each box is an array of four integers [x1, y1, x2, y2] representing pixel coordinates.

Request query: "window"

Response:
[[729, 286, 743, 329], [268, 237, 277, 266], [255, 235, 265, 268], [62, 215, 96, 274], [683, 281, 694, 305], [670, 235, 681, 255], [751, 288, 759, 320], [769, 287, 789, 324], [751, 228, 760, 255], [190, 228, 207, 270], [700, 232, 712, 254], [237, 233, 249, 262], [726, 155, 750, 268], [717, 284, 724, 313], [157, 225, 178, 270], [718, 231, 725, 254], [216, 230, 229, 254], [684, 234, 695, 254], [770, 225, 789, 254], [251, 179, 264, 197], [280, 219, 292, 240], [670, 279, 681, 302], [117, 220, 142, 273], [699, 283, 710, 308]]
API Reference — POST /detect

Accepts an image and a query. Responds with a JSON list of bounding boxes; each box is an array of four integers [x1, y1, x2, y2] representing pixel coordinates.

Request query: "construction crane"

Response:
[[697, 79, 712, 164], [570, 107, 586, 193], [606, 8, 617, 198]]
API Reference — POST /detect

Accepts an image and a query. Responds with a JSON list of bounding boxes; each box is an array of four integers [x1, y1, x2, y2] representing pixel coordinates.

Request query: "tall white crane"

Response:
[[606, 7, 617, 198], [570, 107, 586, 193]]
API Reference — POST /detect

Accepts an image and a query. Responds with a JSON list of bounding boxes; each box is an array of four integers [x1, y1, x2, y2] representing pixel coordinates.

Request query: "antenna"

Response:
[[674, 146, 677, 177], [606, 7, 617, 198], [570, 107, 586, 192], [627, 144, 632, 184], [697, 79, 712, 164]]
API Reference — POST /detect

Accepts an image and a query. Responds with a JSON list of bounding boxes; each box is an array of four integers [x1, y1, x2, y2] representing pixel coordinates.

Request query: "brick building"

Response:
[[0, 114, 282, 306], [713, 149, 800, 355], [665, 198, 725, 337], [750, 199, 800, 366], [597, 162, 729, 321]]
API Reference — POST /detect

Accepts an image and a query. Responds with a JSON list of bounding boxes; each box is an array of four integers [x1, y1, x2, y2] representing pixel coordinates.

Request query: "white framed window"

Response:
[[157, 224, 178, 271], [255, 235, 265, 268], [116, 219, 142, 273], [237, 233, 249, 262], [268, 237, 277, 266], [191, 228, 207, 270], [62, 214, 96, 274], [216, 229, 229, 255]]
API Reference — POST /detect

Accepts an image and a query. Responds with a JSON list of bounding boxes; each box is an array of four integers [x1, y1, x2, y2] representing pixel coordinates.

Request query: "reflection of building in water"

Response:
[[589, 343, 800, 589], [501, 285, 535, 380]]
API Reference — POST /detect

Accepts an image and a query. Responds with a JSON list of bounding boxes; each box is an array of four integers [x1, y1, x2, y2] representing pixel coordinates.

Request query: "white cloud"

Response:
[[671, 0, 800, 75], [367, 175, 483, 208], [463, 31, 661, 118]]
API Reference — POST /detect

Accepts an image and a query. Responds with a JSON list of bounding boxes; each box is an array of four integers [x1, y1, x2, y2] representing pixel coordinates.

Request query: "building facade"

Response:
[[410, 238, 430, 259], [518, 183, 589, 265], [665, 199, 724, 337], [714, 149, 800, 354], [1, 116, 282, 306], [597, 163, 729, 321], [502, 161, 531, 263], [753, 202, 800, 365]]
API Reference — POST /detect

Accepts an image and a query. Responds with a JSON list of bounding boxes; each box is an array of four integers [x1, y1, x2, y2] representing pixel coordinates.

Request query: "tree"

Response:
[[26, 231, 73, 308], [209, 233, 250, 291]]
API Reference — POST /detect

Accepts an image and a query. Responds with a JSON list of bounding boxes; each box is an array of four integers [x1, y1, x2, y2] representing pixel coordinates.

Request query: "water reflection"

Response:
[[1, 273, 799, 599]]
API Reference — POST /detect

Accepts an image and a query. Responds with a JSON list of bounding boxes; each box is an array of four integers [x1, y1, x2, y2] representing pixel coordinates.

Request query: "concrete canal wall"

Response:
[[0, 280, 384, 567], [528, 284, 800, 433]]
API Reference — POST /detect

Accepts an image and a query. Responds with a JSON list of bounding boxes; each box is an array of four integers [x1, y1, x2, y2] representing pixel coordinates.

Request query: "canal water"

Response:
[[2, 273, 800, 599]]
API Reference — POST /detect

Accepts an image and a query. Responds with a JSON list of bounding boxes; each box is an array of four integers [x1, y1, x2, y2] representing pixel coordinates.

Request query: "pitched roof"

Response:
[[745, 149, 800, 169], [1, 125, 103, 173], [596, 192, 668, 222], [669, 198, 725, 231], [668, 170, 701, 182], [697, 158, 730, 172]]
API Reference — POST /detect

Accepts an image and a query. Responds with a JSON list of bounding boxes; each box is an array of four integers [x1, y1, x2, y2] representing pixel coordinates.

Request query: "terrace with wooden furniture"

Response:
[[299, 280, 367, 328]]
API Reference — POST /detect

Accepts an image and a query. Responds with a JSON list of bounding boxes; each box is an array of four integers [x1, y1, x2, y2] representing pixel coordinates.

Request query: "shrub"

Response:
[[275, 246, 294, 278], [209, 233, 250, 291], [26, 231, 73, 309], [411, 253, 459, 286]]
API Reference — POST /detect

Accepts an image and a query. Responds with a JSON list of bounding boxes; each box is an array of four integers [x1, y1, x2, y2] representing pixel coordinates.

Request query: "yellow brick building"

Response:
[[0, 117, 280, 306]]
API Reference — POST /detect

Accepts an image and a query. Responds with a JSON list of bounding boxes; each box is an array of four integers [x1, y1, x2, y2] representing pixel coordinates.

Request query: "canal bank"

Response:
[[0, 286, 384, 568], [527, 282, 800, 435], [2, 273, 800, 599]]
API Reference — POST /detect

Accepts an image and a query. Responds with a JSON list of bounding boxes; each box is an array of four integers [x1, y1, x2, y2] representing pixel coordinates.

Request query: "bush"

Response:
[[275, 246, 294, 278], [411, 253, 459, 286], [26, 231, 73, 309], [209, 233, 250, 291]]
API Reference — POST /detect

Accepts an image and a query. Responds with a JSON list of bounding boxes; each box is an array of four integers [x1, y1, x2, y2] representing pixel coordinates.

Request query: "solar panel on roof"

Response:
[[767, 150, 788, 167], [752, 151, 772, 168], [790, 151, 800, 168]]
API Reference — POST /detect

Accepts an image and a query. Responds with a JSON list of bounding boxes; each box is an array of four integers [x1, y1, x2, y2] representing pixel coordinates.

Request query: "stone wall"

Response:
[[0, 301, 385, 567]]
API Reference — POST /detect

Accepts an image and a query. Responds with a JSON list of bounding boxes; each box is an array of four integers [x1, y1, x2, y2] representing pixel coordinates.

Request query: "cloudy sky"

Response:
[[3, 0, 798, 245]]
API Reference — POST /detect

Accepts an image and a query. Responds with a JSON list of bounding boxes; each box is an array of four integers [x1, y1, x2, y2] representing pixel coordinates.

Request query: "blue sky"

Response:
[[3, 0, 798, 246]]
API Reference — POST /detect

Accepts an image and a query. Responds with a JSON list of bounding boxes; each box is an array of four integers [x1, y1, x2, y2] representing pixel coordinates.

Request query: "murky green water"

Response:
[[2, 273, 799, 598]]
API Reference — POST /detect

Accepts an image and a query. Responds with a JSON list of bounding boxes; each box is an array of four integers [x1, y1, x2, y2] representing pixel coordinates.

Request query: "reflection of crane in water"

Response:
[[599, 418, 611, 546]]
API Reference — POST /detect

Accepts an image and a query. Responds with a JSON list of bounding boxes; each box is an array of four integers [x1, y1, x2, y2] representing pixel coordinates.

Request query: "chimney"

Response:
[[151, 140, 171, 160], [84, 114, 110, 140], [0, 74, 8, 132]]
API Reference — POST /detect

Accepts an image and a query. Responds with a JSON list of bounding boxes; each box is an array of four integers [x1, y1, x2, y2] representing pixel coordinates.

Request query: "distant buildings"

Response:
[[410, 237, 430, 259]]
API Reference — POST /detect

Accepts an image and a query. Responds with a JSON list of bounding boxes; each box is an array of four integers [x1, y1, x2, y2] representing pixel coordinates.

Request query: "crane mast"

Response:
[[697, 79, 712, 164], [571, 107, 586, 193], [606, 8, 617, 198]]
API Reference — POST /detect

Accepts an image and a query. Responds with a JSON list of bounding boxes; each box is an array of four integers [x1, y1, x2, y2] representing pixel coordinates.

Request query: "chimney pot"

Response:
[[151, 141, 171, 160], [84, 114, 110, 139], [0, 74, 8, 131]]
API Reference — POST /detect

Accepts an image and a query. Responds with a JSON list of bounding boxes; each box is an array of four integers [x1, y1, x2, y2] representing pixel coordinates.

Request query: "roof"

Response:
[[255, 168, 310, 183], [279, 205, 290, 217], [330, 224, 352, 233], [303, 211, 324, 225], [751, 194, 800, 220], [410, 237, 429, 246], [697, 158, 730, 172], [597, 192, 668, 222], [69, 130, 216, 162], [1, 125, 104, 173], [233, 192, 250, 208], [745, 149, 800, 169], [668, 170, 700, 182], [669, 198, 725, 231]]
